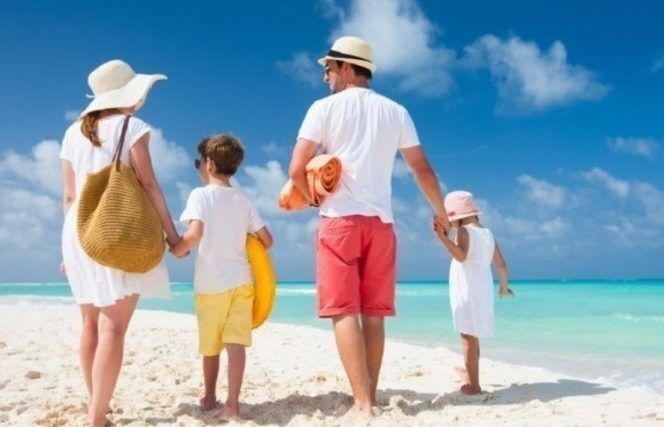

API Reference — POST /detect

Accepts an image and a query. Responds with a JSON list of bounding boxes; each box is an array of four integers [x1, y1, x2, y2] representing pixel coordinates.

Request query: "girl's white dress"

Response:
[[60, 114, 170, 307], [448, 224, 496, 338]]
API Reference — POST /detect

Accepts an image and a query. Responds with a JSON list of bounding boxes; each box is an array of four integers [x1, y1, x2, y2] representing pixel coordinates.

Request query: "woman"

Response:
[[60, 59, 179, 426]]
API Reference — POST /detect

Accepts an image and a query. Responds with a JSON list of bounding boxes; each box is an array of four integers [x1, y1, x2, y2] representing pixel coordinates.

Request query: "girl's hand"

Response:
[[499, 287, 514, 298], [432, 215, 447, 239]]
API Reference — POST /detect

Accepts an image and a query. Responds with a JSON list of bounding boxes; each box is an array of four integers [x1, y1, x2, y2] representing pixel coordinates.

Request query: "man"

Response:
[[288, 36, 449, 417]]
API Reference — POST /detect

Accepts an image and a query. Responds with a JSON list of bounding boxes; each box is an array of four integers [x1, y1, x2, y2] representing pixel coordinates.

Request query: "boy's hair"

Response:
[[202, 134, 245, 176]]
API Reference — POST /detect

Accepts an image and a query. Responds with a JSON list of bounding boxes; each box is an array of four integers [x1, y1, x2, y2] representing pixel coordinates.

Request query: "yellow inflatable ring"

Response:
[[246, 234, 276, 329]]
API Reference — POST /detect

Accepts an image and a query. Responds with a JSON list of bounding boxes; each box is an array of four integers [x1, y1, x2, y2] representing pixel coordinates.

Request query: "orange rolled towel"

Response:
[[279, 155, 342, 211]]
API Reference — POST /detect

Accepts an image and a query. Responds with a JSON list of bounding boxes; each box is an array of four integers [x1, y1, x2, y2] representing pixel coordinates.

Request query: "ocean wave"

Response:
[[615, 313, 664, 323], [277, 288, 316, 296], [0, 295, 75, 307]]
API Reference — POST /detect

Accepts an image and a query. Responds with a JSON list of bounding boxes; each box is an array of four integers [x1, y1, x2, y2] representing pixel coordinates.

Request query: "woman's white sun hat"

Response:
[[79, 59, 166, 118], [318, 36, 377, 73]]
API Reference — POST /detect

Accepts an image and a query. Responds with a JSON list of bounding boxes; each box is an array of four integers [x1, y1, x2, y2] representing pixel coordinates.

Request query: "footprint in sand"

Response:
[[0, 341, 6, 349], [25, 371, 41, 380]]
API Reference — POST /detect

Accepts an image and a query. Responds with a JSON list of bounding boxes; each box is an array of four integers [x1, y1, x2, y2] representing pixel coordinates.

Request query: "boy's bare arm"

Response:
[[171, 220, 204, 257], [493, 241, 513, 297], [254, 226, 273, 249]]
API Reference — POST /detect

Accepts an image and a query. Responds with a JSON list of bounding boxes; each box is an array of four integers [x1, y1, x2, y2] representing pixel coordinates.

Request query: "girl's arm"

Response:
[[255, 226, 274, 249], [433, 220, 469, 262], [171, 220, 203, 257], [493, 241, 513, 297], [130, 133, 180, 246]]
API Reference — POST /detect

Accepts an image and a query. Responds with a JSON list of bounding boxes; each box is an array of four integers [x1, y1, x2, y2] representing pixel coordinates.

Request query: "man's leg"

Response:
[[332, 314, 373, 414], [361, 315, 385, 404]]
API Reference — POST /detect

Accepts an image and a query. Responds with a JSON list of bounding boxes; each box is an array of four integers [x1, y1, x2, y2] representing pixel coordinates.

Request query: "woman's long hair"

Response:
[[81, 111, 103, 147], [81, 108, 124, 147]]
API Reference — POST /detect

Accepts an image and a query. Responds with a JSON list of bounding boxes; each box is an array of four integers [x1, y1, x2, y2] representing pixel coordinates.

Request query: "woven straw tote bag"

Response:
[[77, 115, 165, 273]]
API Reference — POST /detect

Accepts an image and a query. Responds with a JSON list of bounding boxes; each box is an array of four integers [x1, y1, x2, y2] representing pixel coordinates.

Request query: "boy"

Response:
[[172, 134, 273, 420]]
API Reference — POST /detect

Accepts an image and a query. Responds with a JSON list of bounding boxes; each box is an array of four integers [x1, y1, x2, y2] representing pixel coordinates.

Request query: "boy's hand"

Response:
[[499, 287, 514, 298], [169, 239, 190, 258]]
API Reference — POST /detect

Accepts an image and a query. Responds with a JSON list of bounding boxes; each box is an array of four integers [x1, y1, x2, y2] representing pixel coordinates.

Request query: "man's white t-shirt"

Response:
[[297, 87, 421, 223], [180, 185, 264, 294]]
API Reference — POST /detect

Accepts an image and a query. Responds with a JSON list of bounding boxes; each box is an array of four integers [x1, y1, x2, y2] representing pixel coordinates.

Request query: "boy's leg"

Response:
[[222, 344, 246, 417], [195, 293, 228, 411], [201, 355, 220, 411], [216, 284, 253, 420], [460, 333, 481, 395]]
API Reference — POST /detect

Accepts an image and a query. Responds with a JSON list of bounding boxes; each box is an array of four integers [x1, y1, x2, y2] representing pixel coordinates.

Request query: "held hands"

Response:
[[432, 215, 450, 241], [499, 287, 515, 298], [167, 236, 190, 259]]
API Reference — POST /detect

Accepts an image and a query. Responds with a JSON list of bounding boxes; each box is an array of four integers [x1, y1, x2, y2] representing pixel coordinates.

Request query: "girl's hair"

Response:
[[81, 111, 103, 147]]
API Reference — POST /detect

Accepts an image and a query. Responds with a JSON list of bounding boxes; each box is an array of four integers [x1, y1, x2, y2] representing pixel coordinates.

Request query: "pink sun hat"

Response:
[[444, 191, 479, 221]]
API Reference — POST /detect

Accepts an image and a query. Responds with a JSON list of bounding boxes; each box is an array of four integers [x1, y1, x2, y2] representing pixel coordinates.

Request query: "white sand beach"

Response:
[[1, 307, 662, 426]]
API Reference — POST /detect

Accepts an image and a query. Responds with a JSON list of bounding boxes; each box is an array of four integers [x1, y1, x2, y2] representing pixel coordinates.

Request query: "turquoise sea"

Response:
[[1, 280, 663, 394]]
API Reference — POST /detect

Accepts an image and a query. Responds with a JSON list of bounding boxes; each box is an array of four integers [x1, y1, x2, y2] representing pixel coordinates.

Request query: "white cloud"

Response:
[[325, 0, 455, 96], [582, 167, 630, 199], [0, 140, 62, 195], [261, 141, 287, 156], [276, 52, 321, 87], [463, 35, 608, 112], [633, 182, 664, 226], [652, 54, 664, 73], [517, 174, 566, 209], [64, 110, 80, 121], [607, 137, 660, 159], [238, 160, 289, 216], [0, 185, 60, 257], [145, 126, 191, 182]]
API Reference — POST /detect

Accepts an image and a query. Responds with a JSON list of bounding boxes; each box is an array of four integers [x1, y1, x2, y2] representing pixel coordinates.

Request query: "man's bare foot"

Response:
[[454, 366, 469, 383], [459, 383, 482, 395], [199, 395, 219, 412]]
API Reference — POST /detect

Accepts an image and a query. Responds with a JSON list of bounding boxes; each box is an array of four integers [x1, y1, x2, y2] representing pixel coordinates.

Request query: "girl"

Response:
[[433, 191, 513, 395]]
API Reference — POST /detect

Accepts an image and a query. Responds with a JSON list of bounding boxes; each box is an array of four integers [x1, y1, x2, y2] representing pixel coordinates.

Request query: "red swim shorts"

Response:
[[316, 215, 396, 317]]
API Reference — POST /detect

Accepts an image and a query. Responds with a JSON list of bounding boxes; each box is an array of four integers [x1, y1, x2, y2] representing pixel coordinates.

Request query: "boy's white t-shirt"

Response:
[[180, 185, 264, 294], [297, 87, 421, 223]]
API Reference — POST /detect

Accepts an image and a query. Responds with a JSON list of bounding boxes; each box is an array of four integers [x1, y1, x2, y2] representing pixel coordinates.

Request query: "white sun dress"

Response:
[[448, 224, 496, 338], [60, 114, 170, 307]]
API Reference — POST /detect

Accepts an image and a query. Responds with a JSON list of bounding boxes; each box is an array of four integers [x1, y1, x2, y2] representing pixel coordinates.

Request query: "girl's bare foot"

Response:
[[454, 366, 469, 383], [199, 396, 219, 412], [459, 383, 482, 395]]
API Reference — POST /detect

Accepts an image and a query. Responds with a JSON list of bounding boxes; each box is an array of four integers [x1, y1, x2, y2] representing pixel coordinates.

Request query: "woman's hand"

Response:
[[499, 287, 514, 298], [60, 261, 67, 277]]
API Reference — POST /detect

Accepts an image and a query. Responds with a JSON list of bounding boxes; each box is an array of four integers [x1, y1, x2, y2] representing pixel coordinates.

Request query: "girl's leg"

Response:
[[79, 304, 101, 399], [88, 294, 139, 427], [460, 333, 481, 395]]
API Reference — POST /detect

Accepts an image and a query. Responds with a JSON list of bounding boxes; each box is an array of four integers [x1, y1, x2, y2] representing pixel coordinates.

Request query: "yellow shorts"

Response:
[[195, 284, 254, 356]]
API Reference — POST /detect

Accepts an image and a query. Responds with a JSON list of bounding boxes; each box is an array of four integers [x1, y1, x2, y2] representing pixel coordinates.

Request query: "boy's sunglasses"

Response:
[[194, 157, 205, 169]]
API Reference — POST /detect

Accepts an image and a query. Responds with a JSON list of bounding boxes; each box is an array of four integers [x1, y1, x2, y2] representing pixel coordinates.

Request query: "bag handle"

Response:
[[111, 115, 132, 172]]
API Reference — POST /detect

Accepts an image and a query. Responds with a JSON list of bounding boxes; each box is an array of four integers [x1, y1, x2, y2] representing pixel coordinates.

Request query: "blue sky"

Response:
[[0, 0, 662, 282]]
